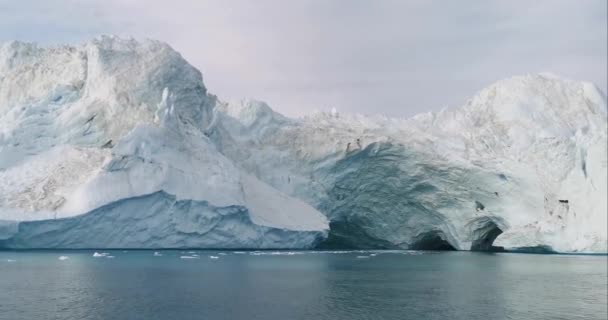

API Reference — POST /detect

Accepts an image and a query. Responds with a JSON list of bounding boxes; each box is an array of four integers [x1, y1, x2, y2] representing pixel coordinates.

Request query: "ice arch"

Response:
[[467, 217, 507, 251]]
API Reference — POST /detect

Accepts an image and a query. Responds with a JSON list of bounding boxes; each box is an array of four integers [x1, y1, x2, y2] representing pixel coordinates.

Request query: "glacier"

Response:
[[0, 36, 606, 252]]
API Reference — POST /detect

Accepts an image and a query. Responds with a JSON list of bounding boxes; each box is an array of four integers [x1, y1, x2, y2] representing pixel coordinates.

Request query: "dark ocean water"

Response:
[[0, 250, 606, 320]]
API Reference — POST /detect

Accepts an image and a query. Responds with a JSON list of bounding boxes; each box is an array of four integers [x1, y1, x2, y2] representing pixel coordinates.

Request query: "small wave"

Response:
[[180, 255, 199, 259], [58, 256, 69, 261], [209, 256, 219, 259], [153, 252, 163, 256]]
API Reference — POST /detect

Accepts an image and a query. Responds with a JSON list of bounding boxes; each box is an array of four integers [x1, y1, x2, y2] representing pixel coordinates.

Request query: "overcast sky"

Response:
[[1, 0, 606, 117]]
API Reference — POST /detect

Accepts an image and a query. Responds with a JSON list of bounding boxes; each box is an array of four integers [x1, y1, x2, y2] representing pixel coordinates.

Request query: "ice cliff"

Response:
[[0, 37, 606, 252], [0, 36, 328, 248]]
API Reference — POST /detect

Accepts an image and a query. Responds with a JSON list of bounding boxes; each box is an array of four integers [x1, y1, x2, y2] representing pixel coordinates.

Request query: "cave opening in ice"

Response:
[[409, 230, 457, 251], [317, 220, 398, 249], [469, 217, 505, 252]]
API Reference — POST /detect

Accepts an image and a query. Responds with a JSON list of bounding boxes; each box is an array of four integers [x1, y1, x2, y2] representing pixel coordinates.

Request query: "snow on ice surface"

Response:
[[0, 37, 606, 252], [0, 36, 328, 249], [214, 75, 607, 253]]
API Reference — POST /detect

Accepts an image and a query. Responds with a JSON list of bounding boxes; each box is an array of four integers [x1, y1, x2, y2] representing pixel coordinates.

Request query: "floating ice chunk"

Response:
[[93, 252, 109, 257], [272, 251, 299, 256], [209, 256, 219, 259], [308, 250, 350, 254], [58, 256, 69, 260], [153, 252, 162, 256]]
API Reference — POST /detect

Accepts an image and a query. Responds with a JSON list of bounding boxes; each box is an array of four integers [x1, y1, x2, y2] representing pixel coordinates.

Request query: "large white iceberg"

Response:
[[0, 37, 605, 252], [211, 76, 607, 253], [0, 36, 328, 248]]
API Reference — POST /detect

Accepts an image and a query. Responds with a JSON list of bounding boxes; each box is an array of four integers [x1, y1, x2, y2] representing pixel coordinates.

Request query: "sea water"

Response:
[[0, 250, 606, 320]]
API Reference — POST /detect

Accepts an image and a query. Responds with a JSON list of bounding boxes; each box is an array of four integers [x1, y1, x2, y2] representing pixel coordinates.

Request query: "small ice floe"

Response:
[[58, 256, 69, 261], [402, 250, 423, 255], [356, 256, 370, 259], [93, 252, 109, 257], [273, 251, 300, 256], [209, 256, 219, 259], [153, 252, 163, 257], [180, 255, 199, 259], [309, 250, 349, 254]]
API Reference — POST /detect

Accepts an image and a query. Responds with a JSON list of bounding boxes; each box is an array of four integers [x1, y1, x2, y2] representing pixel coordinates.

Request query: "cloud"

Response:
[[0, 0, 605, 117]]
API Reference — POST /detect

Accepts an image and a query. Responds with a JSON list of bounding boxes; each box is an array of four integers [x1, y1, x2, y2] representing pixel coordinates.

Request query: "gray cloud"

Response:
[[0, 0, 606, 117]]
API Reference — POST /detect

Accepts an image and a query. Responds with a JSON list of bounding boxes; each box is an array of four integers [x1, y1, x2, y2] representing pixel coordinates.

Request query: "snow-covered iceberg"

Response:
[[0, 37, 605, 252], [0, 36, 328, 248], [211, 76, 607, 253]]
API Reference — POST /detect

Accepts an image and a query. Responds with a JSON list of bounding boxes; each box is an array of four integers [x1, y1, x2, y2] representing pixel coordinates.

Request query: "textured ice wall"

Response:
[[212, 76, 607, 253], [0, 191, 325, 249], [0, 37, 328, 249], [0, 37, 604, 252]]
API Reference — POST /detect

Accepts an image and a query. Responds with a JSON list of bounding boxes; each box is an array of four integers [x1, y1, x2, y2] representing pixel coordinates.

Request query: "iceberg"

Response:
[[0, 36, 328, 249], [211, 76, 607, 253], [0, 37, 605, 252]]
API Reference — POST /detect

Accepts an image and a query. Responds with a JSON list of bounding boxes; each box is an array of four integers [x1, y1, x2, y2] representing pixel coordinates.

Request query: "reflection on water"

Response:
[[0, 251, 606, 320]]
